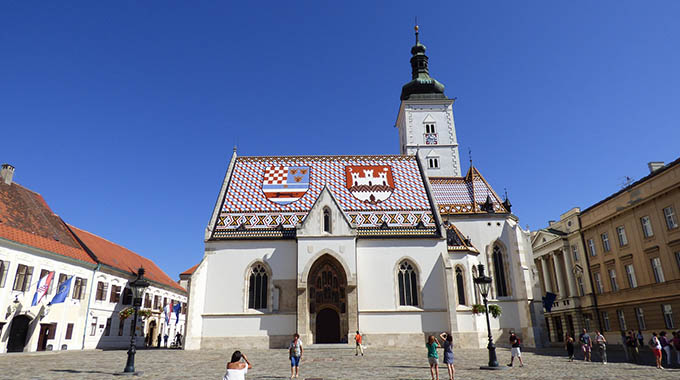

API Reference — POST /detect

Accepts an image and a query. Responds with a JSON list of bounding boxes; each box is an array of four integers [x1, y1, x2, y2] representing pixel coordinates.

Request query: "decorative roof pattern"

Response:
[[0, 182, 95, 264], [445, 223, 478, 254], [214, 155, 436, 238], [430, 166, 508, 215]]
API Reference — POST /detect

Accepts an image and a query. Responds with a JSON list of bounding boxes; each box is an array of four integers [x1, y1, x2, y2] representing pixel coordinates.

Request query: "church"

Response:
[[184, 27, 545, 349]]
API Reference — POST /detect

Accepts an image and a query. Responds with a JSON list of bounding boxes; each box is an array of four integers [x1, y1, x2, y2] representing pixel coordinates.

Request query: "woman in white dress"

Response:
[[224, 351, 252, 380]]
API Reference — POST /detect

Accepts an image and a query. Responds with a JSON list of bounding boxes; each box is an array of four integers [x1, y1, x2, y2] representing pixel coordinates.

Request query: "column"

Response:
[[540, 256, 553, 293], [552, 252, 567, 299], [561, 247, 578, 298]]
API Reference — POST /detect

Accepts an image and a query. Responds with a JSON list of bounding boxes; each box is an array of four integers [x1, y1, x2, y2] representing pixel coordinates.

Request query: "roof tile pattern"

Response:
[[69, 225, 186, 293], [214, 155, 435, 237], [0, 182, 95, 264], [430, 166, 507, 214]]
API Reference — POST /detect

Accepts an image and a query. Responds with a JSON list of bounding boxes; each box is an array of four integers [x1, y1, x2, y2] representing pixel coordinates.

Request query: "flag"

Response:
[[32, 271, 55, 306], [49, 276, 72, 305], [164, 302, 171, 324], [173, 302, 181, 324], [542, 292, 557, 312]]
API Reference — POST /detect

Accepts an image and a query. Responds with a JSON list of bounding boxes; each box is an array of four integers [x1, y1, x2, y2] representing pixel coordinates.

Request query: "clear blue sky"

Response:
[[2, 1, 679, 279]]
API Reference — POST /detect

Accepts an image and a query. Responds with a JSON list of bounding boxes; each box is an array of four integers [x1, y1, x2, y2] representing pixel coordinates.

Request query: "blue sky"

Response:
[[2, 1, 679, 279]]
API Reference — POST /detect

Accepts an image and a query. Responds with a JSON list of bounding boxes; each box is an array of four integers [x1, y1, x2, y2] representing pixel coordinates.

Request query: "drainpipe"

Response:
[[577, 216, 602, 332], [81, 263, 101, 349]]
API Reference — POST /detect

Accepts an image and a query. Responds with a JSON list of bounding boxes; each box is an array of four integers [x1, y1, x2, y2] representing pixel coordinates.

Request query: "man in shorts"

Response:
[[579, 328, 592, 361], [507, 331, 524, 367]]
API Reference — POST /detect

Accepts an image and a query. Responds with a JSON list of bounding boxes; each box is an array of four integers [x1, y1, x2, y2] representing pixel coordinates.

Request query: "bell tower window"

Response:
[[425, 124, 436, 134], [428, 157, 439, 169], [323, 207, 331, 233]]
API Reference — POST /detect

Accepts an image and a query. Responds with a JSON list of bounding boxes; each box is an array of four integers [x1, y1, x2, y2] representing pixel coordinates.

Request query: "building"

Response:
[[531, 208, 597, 343], [0, 164, 187, 353], [184, 28, 544, 349], [580, 159, 680, 343]]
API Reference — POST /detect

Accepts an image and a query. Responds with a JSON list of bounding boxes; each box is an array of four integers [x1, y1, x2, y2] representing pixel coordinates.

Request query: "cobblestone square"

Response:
[[1, 346, 679, 380]]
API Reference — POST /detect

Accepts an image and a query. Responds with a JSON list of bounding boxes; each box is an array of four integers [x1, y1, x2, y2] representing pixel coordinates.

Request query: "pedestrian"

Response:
[[354, 331, 364, 356], [579, 328, 592, 361], [650, 332, 663, 369], [426, 335, 440, 380], [626, 330, 639, 363], [507, 331, 524, 367], [157, 333, 161, 348], [620, 331, 629, 362], [223, 350, 252, 380], [636, 329, 644, 348], [660, 331, 671, 367], [672, 331, 680, 366], [164, 333, 169, 348], [288, 333, 303, 379], [594, 330, 607, 364], [565, 334, 575, 362], [439, 332, 455, 380], [175, 332, 182, 347]]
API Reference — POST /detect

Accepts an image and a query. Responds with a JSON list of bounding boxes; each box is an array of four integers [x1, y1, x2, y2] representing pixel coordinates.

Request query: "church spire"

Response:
[[400, 24, 446, 101]]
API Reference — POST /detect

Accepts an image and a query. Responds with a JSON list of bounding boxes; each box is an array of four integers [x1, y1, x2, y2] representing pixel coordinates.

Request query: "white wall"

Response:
[[0, 241, 94, 353]]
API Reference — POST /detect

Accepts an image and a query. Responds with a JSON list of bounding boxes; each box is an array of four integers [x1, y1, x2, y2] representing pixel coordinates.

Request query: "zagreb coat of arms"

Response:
[[262, 166, 310, 205], [345, 165, 395, 204]]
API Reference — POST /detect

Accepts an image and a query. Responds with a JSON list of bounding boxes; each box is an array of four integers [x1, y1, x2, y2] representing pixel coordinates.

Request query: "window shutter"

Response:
[[0, 260, 8, 288], [25, 266, 34, 292], [48, 323, 57, 339], [80, 278, 87, 299]]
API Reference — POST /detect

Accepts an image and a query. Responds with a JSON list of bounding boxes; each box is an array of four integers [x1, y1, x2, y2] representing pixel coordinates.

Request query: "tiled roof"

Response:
[[213, 155, 436, 238], [445, 223, 479, 254], [0, 182, 95, 264], [180, 263, 198, 276], [429, 166, 508, 215], [68, 225, 186, 294]]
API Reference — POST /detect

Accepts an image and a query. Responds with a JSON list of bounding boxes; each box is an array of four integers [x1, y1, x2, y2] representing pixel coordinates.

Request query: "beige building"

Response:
[[581, 159, 680, 342], [532, 208, 597, 343]]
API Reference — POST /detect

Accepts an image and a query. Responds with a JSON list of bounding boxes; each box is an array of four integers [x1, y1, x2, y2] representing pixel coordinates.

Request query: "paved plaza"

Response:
[[1, 346, 679, 379]]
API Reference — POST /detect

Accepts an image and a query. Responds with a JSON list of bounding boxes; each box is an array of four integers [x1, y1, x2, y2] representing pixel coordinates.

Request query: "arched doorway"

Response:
[[308, 254, 347, 343], [315, 308, 340, 343], [147, 320, 157, 347], [7, 315, 31, 353]]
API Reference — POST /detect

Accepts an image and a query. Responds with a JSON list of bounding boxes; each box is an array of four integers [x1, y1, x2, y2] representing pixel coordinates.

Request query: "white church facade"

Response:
[[184, 28, 545, 349]]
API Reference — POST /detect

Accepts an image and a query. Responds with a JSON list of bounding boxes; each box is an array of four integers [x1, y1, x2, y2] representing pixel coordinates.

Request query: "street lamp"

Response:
[[123, 267, 149, 374], [473, 264, 505, 370]]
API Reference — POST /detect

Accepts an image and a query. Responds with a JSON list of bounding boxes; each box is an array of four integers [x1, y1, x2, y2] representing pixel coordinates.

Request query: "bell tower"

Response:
[[396, 25, 461, 177]]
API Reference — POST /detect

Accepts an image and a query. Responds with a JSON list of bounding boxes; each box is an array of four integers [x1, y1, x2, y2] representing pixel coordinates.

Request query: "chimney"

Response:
[[548, 220, 556, 226], [0, 164, 14, 185], [647, 162, 665, 173]]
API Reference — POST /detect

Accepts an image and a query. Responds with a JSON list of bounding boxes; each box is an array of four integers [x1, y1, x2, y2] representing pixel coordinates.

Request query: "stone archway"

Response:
[[7, 315, 31, 353], [308, 255, 347, 343]]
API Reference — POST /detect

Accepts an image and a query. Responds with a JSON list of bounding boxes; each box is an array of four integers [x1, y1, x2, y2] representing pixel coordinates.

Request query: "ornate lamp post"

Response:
[[473, 264, 505, 370], [123, 268, 149, 374]]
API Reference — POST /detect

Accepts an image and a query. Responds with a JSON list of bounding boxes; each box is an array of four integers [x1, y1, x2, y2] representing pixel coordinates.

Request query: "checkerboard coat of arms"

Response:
[[262, 166, 310, 205], [345, 165, 395, 204]]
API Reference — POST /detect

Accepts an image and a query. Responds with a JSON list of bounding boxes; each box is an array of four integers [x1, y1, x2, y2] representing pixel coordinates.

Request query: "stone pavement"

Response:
[[1, 346, 679, 380]]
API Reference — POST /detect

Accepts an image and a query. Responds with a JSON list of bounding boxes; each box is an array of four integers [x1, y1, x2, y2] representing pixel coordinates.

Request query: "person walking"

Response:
[[288, 333, 303, 379], [440, 332, 455, 380], [507, 331, 524, 367], [672, 331, 680, 366], [626, 330, 639, 364], [650, 332, 663, 369], [426, 335, 440, 380], [223, 351, 252, 380], [594, 330, 607, 364], [354, 331, 364, 356], [157, 333, 161, 348], [660, 331, 671, 367], [565, 334, 575, 362], [579, 329, 592, 361], [163, 333, 169, 348], [636, 329, 644, 348]]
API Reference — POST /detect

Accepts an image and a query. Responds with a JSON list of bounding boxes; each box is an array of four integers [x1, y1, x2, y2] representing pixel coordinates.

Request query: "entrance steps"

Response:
[[307, 343, 354, 350]]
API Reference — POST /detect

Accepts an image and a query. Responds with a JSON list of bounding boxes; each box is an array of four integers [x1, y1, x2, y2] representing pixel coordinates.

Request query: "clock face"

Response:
[[425, 133, 438, 145]]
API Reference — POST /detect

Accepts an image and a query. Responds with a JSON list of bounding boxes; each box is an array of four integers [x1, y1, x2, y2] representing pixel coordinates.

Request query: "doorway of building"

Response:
[[7, 315, 31, 353], [308, 254, 348, 343], [315, 308, 340, 343], [147, 320, 157, 347]]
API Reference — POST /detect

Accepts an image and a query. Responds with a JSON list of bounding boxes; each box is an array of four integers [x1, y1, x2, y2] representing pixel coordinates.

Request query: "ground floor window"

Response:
[[662, 304, 674, 329]]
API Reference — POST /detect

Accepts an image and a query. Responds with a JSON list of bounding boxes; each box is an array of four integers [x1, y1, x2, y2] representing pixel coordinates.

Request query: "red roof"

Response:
[[429, 166, 508, 215], [0, 182, 95, 264], [68, 225, 186, 294], [180, 263, 198, 276]]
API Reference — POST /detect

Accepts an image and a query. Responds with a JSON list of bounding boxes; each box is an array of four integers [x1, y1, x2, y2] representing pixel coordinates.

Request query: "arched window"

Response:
[[492, 244, 509, 297], [248, 263, 268, 309], [323, 207, 331, 233], [455, 266, 467, 306], [398, 260, 419, 306], [471, 265, 481, 304]]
